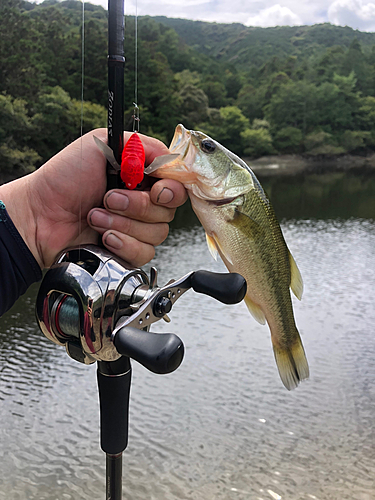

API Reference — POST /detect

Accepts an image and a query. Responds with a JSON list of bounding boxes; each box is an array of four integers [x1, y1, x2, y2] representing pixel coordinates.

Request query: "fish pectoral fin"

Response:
[[93, 135, 121, 171], [244, 295, 266, 325], [231, 209, 264, 240], [205, 233, 219, 261], [209, 232, 234, 265], [289, 250, 303, 300]]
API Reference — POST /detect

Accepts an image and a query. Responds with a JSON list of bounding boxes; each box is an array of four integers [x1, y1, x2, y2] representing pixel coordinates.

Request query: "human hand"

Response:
[[0, 129, 187, 269]]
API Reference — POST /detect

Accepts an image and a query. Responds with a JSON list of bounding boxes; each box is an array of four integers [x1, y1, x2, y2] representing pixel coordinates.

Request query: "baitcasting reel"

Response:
[[36, 244, 247, 375]]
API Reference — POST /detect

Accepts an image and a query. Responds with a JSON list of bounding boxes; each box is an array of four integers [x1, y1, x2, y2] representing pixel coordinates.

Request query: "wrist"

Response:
[[0, 174, 44, 270]]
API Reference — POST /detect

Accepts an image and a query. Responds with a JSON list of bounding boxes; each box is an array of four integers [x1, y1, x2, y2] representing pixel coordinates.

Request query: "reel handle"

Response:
[[192, 271, 247, 305], [113, 327, 184, 374]]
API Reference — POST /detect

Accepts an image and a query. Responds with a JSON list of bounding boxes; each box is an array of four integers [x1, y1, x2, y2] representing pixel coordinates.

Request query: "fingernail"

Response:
[[90, 210, 112, 228], [104, 232, 123, 249], [106, 192, 130, 211], [156, 187, 174, 204]]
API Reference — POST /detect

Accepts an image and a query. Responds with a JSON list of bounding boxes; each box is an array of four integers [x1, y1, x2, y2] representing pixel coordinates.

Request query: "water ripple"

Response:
[[0, 219, 374, 498]]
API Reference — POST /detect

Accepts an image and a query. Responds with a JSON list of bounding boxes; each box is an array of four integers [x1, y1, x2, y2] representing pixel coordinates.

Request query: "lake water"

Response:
[[0, 170, 374, 500]]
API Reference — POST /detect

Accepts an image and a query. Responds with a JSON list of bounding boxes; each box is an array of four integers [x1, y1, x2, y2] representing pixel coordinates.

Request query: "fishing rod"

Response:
[[35, 1, 247, 499], [107, 0, 125, 191]]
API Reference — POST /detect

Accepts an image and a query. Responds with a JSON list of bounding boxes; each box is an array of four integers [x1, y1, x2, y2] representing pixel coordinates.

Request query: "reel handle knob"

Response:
[[113, 327, 184, 374], [192, 271, 247, 305]]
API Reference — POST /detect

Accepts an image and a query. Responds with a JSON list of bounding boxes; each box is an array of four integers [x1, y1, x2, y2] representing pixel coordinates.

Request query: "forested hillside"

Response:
[[2, 0, 375, 178], [154, 16, 375, 66]]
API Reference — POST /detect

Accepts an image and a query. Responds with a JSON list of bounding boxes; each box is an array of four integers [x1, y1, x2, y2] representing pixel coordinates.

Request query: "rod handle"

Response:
[[97, 357, 131, 455]]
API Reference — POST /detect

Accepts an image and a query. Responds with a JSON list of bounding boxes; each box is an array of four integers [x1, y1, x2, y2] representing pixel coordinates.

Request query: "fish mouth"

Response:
[[170, 124, 190, 155], [209, 196, 237, 206]]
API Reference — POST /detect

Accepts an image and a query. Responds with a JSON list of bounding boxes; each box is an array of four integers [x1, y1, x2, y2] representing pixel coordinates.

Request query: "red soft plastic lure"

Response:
[[120, 133, 145, 189]]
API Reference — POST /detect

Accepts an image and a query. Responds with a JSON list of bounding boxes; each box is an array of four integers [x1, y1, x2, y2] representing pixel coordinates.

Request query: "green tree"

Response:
[[252, 119, 271, 130], [304, 131, 345, 156], [357, 96, 375, 130], [273, 126, 303, 154], [33, 4, 72, 88], [199, 106, 249, 154], [236, 84, 264, 122], [312, 46, 345, 83], [30, 87, 106, 164], [0, 0, 45, 100], [341, 39, 369, 93], [0, 94, 40, 175], [224, 70, 242, 100], [264, 72, 290, 101], [81, 19, 107, 104], [175, 70, 201, 88], [315, 79, 358, 132], [241, 128, 275, 158], [340, 130, 373, 153], [177, 84, 209, 129], [264, 81, 317, 135], [200, 78, 227, 109], [71, 99, 106, 134], [31, 86, 78, 161]]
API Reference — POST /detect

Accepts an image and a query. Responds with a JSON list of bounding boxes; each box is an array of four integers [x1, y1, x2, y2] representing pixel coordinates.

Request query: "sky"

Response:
[[30, 0, 375, 32], [78, 0, 375, 32]]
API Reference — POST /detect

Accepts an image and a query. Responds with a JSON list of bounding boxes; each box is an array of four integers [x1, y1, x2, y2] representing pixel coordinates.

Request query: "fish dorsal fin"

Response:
[[244, 295, 266, 325], [205, 233, 219, 261], [289, 250, 303, 300]]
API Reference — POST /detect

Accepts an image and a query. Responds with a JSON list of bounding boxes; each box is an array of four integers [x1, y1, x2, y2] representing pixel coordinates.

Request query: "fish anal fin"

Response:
[[244, 295, 266, 325], [206, 233, 219, 261], [273, 336, 309, 390], [289, 250, 303, 300]]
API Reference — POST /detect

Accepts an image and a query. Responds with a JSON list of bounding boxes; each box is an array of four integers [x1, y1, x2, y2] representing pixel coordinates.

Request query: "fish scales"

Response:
[[147, 124, 309, 390]]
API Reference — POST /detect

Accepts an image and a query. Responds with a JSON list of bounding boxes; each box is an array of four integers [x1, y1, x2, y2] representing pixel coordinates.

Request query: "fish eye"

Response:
[[200, 139, 216, 154]]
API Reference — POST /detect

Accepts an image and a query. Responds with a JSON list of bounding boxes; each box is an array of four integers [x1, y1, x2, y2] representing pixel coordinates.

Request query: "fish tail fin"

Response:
[[273, 334, 309, 390]]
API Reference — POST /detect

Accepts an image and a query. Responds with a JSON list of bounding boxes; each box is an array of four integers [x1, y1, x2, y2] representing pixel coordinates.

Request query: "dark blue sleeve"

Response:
[[0, 200, 42, 317]]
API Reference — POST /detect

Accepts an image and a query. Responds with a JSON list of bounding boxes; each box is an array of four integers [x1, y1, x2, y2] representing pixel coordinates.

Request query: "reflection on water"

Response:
[[260, 170, 375, 220], [171, 170, 375, 229], [0, 170, 374, 499]]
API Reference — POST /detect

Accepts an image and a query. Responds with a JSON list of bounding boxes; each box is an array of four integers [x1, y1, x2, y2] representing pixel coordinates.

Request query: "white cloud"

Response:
[[26, 0, 375, 31], [245, 4, 302, 27], [151, 0, 211, 5], [328, 0, 375, 31]]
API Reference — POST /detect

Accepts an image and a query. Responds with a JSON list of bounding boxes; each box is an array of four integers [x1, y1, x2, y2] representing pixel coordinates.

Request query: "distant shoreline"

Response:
[[1, 153, 375, 186], [247, 153, 375, 177]]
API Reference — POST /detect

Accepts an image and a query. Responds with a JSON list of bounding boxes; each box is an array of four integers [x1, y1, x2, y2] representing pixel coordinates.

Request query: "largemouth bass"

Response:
[[145, 124, 309, 390]]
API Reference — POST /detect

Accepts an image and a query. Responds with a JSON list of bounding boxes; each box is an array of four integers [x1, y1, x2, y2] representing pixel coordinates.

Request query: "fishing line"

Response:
[[78, 0, 85, 256], [134, 0, 138, 116], [80, 0, 85, 139], [131, 0, 140, 132]]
